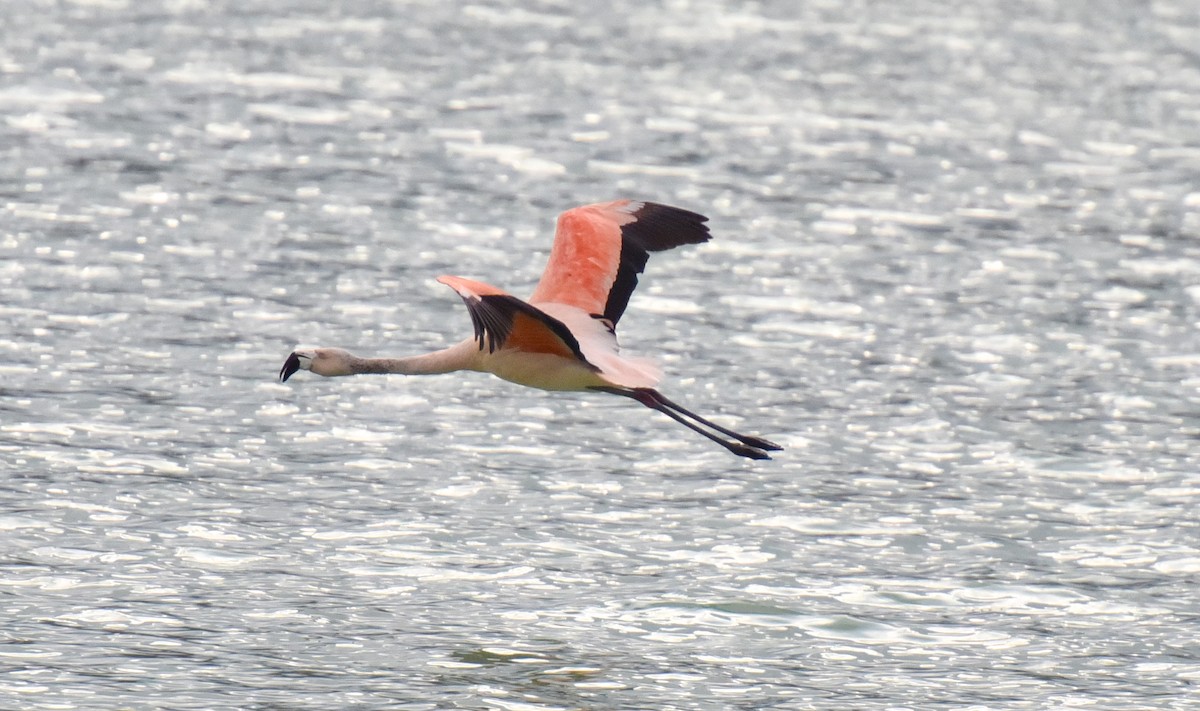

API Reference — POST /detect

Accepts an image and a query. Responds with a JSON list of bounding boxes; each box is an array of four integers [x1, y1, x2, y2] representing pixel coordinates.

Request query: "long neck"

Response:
[[347, 341, 478, 376]]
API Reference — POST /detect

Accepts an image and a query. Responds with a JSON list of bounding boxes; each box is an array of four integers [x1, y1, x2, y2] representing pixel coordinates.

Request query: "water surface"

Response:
[[3, 0, 1200, 708]]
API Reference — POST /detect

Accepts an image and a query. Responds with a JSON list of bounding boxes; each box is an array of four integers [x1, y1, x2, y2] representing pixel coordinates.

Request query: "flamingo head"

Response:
[[279, 347, 355, 381]]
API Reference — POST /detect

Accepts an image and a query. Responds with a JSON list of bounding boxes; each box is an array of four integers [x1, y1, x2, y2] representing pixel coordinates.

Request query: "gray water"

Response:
[[3, 0, 1200, 708]]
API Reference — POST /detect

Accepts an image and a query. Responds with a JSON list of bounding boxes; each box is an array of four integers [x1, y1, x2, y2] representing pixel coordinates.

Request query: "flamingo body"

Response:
[[435, 275, 661, 391], [281, 200, 781, 459]]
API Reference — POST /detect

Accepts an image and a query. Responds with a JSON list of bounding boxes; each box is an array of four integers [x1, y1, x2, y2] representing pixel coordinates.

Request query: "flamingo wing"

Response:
[[437, 275, 595, 366], [528, 201, 711, 327]]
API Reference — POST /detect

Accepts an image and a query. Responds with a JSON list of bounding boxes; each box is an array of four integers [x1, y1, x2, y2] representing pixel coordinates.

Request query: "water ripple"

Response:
[[3, 0, 1200, 708]]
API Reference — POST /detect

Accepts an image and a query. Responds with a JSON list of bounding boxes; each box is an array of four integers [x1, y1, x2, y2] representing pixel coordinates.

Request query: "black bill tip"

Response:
[[279, 352, 301, 382]]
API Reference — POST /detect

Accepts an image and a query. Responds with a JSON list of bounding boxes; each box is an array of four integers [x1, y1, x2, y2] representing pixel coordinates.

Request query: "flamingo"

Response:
[[279, 200, 782, 460]]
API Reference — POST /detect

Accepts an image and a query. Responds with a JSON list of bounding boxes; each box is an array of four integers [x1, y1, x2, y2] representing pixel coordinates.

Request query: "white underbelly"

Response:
[[484, 350, 609, 392]]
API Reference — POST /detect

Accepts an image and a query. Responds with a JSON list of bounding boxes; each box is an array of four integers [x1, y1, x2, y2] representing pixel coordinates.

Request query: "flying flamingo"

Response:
[[279, 200, 782, 459]]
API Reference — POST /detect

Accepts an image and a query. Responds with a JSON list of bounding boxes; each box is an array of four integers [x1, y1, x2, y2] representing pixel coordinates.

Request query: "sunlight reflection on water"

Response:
[[2, 0, 1200, 708]]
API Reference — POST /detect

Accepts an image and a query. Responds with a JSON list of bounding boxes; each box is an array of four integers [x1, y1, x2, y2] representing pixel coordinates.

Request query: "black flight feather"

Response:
[[604, 203, 711, 326]]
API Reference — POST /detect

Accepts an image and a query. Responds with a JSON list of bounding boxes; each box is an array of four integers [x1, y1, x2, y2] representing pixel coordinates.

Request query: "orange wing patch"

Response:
[[436, 274, 509, 297], [529, 201, 710, 326], [528, 202, 633, 314], [505, 311, 579, 359], [438, 274, 596, 367]]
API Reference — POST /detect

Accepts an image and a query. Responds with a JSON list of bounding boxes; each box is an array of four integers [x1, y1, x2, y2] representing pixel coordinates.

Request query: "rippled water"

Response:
[[4, 0, 1200, 708]]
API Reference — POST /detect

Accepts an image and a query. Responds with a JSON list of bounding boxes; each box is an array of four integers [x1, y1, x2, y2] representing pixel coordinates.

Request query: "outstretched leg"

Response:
[[593, 387, 781, 460], [650, 390, 783, 452]]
